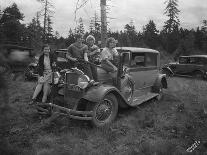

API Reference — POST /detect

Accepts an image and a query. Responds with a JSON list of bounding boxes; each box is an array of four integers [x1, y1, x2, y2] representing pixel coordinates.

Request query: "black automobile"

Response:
[[162, 55, 207, 79]]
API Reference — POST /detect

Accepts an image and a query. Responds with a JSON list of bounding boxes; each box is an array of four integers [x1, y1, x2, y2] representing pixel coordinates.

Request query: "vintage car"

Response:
[[24, 49, 71, 80], [162, 55, 207, 79], [0, 44, 33, 74], [36, 47, 168, 127]]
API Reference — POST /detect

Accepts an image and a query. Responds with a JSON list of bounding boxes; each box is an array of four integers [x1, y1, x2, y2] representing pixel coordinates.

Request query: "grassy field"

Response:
[[1, 76, 207, 155]]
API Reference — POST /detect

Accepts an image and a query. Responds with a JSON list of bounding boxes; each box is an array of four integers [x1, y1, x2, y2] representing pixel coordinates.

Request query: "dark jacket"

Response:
[[37, 53, 56, 76]]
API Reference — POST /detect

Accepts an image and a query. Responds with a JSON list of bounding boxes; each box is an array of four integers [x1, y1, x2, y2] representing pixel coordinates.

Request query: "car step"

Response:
[[131, 93, 159, 107]]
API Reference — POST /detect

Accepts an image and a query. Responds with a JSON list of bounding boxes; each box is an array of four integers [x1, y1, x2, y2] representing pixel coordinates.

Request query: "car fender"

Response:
[[82, 84, 129, 108], [154, 74, 167, 89]]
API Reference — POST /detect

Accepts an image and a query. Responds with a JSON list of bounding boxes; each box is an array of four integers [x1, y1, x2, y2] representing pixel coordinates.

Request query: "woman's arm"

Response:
[[83, 45, 89, 61]]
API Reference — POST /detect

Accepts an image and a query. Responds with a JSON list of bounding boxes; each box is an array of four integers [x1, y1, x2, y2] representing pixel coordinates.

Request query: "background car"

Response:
[[0, 44, 34, 73], [162, 55, 207, 79]]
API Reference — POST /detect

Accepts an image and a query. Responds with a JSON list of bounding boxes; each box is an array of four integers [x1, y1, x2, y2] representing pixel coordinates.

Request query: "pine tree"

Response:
[[37, 0, 54, 42], [124, 20, 137, 46], [163, 0, 180, 33], [0, 3, 25, 43], [143, 20, 159, 49], [76, 17, 85, 35]]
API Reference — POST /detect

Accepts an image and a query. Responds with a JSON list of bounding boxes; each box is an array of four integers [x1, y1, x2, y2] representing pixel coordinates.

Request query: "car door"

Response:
[[128, 52, 158, 97], [175, 57, 189, 74]]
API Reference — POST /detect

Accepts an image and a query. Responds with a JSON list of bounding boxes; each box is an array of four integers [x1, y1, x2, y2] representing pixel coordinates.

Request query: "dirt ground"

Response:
[[1, 76, 207, 155]]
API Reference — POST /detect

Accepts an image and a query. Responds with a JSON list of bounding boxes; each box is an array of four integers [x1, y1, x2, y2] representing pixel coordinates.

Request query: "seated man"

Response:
[[66, 34, 93, 80]]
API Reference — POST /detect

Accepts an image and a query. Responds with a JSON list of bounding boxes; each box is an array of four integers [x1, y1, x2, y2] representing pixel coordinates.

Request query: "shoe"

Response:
[[29, 99, 36, 105]]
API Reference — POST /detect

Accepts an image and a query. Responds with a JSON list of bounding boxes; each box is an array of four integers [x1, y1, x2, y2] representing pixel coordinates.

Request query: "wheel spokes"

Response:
[[95, 99, 112, 122]]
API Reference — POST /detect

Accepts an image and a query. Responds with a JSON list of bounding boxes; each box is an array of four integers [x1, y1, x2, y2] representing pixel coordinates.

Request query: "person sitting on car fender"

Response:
[[66, 34, 93, 79], [86, 35, 100, 81], [30, 44, 56, 104], [100, 37, 119, 84]]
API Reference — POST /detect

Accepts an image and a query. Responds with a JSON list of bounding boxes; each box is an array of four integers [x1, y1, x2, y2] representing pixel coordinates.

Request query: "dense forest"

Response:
[[0, 0, 207, 59]]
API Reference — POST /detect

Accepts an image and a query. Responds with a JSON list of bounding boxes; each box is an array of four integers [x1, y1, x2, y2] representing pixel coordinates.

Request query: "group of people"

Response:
[[30, 34, 119, 104]]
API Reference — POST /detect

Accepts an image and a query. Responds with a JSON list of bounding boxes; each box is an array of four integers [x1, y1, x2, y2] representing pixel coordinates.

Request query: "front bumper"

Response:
[[36, 102, 93, 120]]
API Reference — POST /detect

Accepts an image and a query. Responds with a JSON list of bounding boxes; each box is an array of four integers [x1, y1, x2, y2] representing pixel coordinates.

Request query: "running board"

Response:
[[131, 93, 159, 107]]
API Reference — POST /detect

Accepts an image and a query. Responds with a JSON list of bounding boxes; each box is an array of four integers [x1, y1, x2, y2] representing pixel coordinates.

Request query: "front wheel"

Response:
[[91, 93, 118, 127]]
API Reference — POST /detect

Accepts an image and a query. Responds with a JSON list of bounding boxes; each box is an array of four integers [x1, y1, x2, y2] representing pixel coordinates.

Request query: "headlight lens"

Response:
[[78, 74, 90, 89], [54, 72, 61, 84]]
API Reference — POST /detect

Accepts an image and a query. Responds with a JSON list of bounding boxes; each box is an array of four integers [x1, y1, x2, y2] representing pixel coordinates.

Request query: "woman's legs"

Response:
[[42, 83, 50, 103], [32, 83, 43, 100]]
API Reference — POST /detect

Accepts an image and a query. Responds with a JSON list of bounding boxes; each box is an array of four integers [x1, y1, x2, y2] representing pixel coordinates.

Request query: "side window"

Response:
[[145, 53, 157, 67], [131, 53, 145, 67], [179, 57, 188, 64], [189, 57, 197, 64], [121, 52, 130, 66]]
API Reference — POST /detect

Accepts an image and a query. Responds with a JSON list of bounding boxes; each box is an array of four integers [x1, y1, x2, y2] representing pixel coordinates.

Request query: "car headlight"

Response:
[[54, 72, 61, 84], [78, 74, 90, 89]]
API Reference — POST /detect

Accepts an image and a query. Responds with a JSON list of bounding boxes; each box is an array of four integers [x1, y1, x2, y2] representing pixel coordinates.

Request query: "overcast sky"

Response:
[[1, 0, 207, 37]]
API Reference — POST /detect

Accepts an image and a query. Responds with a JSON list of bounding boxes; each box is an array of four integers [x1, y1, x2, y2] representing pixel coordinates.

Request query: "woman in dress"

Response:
[[30, 44, 56, 104]]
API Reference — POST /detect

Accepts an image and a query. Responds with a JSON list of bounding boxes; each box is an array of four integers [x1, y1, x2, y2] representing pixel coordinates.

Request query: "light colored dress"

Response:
[[100, 47, 118, 61], [38, 55, 52, 84], [100, 47, 119, 73]]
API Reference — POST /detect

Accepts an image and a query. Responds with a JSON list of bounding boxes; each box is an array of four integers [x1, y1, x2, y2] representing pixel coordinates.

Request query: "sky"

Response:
[[1, 0, 207, 38]]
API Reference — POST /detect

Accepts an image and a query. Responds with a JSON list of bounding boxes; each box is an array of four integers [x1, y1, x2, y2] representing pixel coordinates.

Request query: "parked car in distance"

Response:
[[0, 44, 33, 73], [162, 55, 207, 79], [38, 47, 168, 127], [25, 49, 71, 80]]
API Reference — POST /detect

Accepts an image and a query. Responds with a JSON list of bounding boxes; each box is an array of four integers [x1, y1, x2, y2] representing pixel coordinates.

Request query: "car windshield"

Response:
[[131, 52, 157, 67]]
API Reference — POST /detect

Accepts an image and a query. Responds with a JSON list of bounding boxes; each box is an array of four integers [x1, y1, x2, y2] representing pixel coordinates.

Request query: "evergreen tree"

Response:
[[76, 17, 85, 35], [143, 20, 159, 49], [27, 12, 44, 49], [0, 3, 25, 43], [124, 20, 137, 46], [163, 0, 180, 33]]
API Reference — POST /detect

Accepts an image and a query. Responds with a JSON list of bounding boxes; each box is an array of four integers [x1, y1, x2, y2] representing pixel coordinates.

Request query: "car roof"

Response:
[[180, 55, 207, 58], [116, 47, 159, 54]]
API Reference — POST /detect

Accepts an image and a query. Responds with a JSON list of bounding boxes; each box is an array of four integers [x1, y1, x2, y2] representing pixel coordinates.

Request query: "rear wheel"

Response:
[[91, 93, 118, 127]]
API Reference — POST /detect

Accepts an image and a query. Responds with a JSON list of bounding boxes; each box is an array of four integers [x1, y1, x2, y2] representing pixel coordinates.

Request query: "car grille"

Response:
[[65, 72, 83, 109]]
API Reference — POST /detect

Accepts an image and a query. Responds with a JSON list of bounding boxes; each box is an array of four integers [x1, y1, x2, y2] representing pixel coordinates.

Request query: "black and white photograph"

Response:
[[0, 0, 207, 154]]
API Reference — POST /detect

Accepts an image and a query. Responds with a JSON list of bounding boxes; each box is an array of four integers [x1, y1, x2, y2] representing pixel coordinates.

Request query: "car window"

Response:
[[189, 57, 198, 64], [179, 57, 189, 64], [145, 53, 157, 67], [202, 58, 207, 65], [121, 52, 130, 66], [131, 53, 145, 67]]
